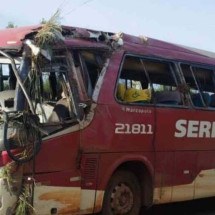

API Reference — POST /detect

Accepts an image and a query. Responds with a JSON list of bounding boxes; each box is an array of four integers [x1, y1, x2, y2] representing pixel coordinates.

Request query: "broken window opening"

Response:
[[31, 48, 108, 131], [27, 50, 79, 127], [72, 50, 107, 98], [180, 64, 215, 108], [117, 55, 183, 106], [0, 47, 109, 136]]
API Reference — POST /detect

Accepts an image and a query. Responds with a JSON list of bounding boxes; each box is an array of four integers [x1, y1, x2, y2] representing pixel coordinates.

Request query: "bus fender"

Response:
[[99, 153, 154, 191]]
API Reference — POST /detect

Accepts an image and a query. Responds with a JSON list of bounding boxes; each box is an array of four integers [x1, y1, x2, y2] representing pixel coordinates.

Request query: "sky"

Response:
[[1, 0, 215, 52]]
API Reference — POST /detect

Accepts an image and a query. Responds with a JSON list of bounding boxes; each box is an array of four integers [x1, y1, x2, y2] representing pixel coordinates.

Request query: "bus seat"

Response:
[[124, 88, 151, 103], [210, 94, 215, 107], [0, 90, 15, 110], [117, 83, 126, 101], [48, 97, 71, 123], [192, 93, 211, 107], [203, 93, 211, 106], [154, 90, 181, 105], [191, 93, 203, 107]]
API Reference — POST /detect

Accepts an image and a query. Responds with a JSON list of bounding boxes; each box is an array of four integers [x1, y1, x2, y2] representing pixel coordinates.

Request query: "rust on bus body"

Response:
[[39, 190, 80, 214]]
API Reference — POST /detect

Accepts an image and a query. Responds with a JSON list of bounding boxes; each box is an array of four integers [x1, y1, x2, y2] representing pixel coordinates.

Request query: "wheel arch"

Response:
[[100, 154, 154, 207]]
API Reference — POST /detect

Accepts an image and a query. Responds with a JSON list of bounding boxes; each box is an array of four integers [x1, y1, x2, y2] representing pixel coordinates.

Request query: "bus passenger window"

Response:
[[181, 64, 215, 108], [116, 56, 182, 106], [74, 50, 107, 98]]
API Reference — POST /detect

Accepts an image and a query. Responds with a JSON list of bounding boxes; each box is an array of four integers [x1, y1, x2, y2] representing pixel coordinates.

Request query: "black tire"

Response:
[[102, 170, 141, 215]]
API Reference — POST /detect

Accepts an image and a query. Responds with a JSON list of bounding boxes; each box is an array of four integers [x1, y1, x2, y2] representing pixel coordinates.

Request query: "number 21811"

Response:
[[115, 123, 153, 134]]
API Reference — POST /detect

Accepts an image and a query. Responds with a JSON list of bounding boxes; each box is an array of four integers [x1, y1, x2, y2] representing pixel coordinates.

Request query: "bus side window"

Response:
[[75, 50, 107, 98], [116, 56, 183, 106], [143, 60, 181, 105], [180, 64, 215, 108], [116, 56, 152, 104]]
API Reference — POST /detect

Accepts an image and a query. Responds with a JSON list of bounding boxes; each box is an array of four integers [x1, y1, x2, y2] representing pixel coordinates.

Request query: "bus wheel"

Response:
[[102, 170, 141, 215]]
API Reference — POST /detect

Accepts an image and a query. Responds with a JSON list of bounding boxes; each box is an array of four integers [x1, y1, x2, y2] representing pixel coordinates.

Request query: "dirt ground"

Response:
[[143, 197, 215, 215]]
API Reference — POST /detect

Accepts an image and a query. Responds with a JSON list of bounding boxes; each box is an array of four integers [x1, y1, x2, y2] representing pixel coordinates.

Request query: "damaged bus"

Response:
[[1, 24, 215, 215]]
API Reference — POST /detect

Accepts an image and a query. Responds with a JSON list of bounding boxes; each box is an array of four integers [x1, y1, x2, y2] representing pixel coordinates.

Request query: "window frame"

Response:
[[115, 54, 187, 108], [178, 62, 215, 109], [115, 53, 215, 110]]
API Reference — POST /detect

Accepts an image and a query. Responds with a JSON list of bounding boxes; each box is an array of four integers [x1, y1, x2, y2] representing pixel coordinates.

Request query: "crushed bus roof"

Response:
[[0, 25, 215, 64], [0, 25, 40, 50]]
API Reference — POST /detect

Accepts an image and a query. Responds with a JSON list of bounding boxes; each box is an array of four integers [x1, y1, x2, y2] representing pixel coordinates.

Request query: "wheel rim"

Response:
[[110, 182, 134, 214]]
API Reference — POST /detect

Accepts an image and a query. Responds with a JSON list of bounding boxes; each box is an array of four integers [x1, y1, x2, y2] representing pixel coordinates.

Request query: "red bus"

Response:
[[0, 25, 215, 215]]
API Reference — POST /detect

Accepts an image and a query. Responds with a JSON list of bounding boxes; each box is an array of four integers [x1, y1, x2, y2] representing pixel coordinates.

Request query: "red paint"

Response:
[[1, 25, 215, 214]]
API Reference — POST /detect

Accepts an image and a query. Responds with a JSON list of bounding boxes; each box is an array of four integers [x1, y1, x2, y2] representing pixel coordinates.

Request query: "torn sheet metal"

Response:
[[0, 25, 41, 50]]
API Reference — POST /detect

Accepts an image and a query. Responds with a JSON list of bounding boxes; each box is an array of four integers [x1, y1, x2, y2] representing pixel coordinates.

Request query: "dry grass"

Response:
[[35, 9, 64, 48], [0, 162, 15, 185], [15, 185, 35, 215]]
